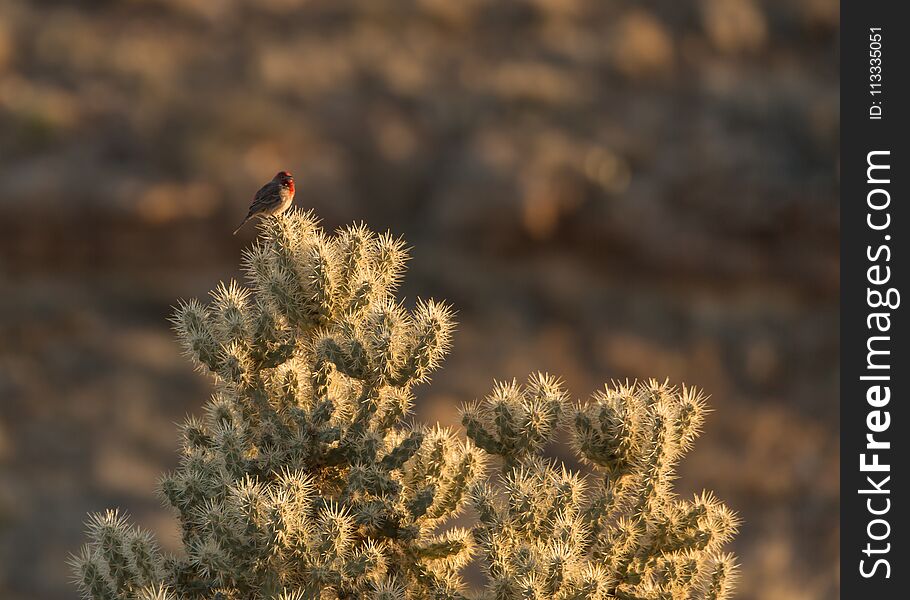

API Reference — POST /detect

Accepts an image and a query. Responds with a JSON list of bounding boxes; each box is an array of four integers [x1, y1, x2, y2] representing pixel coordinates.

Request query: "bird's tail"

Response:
[[232, 216, 250, 235]]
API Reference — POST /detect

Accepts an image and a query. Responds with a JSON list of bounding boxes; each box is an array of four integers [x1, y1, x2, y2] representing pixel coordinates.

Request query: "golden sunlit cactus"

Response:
[[72, 209, 738, 600], [467, 380, 739, 600]]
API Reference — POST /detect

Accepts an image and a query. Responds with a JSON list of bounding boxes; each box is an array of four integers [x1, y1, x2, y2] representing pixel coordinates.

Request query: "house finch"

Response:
[[233, 171, 296, 235]]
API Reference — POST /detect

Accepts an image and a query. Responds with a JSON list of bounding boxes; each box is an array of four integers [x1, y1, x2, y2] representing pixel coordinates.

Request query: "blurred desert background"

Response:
[[0, 0, 839, 598]]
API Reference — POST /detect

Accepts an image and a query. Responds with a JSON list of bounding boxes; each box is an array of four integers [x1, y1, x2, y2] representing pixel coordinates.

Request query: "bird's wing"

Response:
[[248, 181, 279, 212]]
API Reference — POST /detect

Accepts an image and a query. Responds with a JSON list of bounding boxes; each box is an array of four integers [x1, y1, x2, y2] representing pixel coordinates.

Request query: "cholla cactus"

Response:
[[72, 210, 739, 600], [466, 380, 739, 600]]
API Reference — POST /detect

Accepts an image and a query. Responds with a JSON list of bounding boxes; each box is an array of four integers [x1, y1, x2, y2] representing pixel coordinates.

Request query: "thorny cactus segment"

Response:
[[467, 380, 738, 600], [461, 373, 568, 468], [74, 210, 739, 600]]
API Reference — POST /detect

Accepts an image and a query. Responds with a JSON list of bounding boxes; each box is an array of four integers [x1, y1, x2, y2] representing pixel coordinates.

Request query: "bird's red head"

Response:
[[275, 171, 294, 192]]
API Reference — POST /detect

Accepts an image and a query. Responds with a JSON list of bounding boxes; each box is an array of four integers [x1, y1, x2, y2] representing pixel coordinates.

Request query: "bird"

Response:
[[233, 171, 296, 235]]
